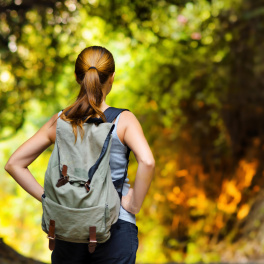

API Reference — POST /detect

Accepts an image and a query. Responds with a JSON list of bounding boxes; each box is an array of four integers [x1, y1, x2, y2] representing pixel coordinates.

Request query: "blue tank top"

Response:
[[58, 111, 136, 225], [110, 112, 136, 224]]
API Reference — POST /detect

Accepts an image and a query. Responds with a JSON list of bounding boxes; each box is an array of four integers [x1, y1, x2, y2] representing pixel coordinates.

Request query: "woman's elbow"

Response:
[[140, 157, 155, 169], [4, 161, 15, 174], [147, 158, 155, 168], [5, 162, 11, 173]]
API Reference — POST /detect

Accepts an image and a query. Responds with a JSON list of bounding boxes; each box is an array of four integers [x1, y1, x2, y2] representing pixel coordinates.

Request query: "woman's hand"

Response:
[[121, 188, 138, 214]]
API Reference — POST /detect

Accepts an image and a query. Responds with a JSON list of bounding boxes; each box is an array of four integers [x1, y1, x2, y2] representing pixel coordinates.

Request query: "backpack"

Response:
[[41, 107, 131, 253]]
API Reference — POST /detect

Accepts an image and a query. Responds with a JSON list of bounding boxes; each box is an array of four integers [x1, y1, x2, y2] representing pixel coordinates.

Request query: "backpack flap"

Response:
[[56, 118, 115, 184]]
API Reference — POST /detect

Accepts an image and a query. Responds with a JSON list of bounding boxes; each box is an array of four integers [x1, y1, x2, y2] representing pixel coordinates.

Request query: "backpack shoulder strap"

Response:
[[104, 107, 131, 156], [105, 108, 132, 200], [61, 107, 130, 124], [103, 107, 130, 123]]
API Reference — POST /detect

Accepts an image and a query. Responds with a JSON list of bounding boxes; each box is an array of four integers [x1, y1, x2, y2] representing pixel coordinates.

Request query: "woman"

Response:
[[5, 46, 155, 263]]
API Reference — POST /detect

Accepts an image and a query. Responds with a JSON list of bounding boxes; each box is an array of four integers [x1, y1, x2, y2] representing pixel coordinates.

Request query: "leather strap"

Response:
[[47, 220, 56, 251], [88, 226, 97, 253], [62, 164, 67, 176], [85, 179, 91, 192], [56, 165, 69, 187]]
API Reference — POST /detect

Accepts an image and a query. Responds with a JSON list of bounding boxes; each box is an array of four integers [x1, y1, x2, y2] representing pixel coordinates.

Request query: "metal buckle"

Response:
[[47, 235, 56, 240]]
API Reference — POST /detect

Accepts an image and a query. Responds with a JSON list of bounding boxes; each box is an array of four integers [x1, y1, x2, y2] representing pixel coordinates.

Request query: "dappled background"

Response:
[[1, 0, 264, 263]]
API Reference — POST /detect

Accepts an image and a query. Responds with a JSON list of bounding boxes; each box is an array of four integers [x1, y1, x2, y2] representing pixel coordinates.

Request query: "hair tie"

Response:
[[88, 66, 97, 70]]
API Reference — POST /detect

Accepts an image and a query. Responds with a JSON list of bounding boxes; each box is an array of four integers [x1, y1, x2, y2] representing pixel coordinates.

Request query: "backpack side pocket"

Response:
[[41, 194, 48, 234]]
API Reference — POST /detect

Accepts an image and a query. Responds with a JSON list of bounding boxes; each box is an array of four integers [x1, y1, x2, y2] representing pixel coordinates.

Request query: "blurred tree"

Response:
[[0, 0, 77, 139], [0, 237, 45, 264]]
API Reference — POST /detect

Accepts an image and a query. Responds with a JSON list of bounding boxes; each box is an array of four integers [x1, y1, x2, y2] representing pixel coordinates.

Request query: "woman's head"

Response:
[[59, 46, 115, 142], [75, 46, 115, 99]]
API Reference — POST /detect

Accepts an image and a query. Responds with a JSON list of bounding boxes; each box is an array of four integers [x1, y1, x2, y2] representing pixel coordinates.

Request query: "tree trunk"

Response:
[[0, 238, 47, 264]]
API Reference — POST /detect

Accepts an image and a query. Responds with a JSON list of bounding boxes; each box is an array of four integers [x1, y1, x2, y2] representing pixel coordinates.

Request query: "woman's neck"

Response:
[[94, 101, 110, 118]]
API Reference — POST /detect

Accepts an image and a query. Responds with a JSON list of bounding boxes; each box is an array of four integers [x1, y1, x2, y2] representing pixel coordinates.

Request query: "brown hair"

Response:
[[56, 46, 115, 143]]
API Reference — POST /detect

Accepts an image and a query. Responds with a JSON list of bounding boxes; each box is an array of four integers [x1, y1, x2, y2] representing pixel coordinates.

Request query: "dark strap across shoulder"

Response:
[[103, 107, 130, 123]]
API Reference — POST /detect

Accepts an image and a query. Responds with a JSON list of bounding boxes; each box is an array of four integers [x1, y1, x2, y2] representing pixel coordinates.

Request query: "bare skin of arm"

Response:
[[117, 111, 155, 215], [4, 113, 58, 202], [5, 110, 155, 214]]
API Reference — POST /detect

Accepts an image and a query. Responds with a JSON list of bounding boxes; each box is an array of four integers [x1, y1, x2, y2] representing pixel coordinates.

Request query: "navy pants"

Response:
[[51, 219, 139, 264]]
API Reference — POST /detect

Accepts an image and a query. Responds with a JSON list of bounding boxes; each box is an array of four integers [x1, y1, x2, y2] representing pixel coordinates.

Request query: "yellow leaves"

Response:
[[161, 160, 176, 177], [0, 70, 14, 93], [201, 10, 211, 21], [237, 204, 250, 220], [147, 100, 158, 110], [23, 24, 34, 34], [185, 242, 202, 263], [27, 34, 42, 47], [167, 187, 186, 205], [215, 214, 224, 229], [25, 10, 39, 23], [187, 191, 208, 210], [0, 70, 11, 83], [203, 224, 211, 233], [171, 215, 179, 231], [154, 193, 165, 202], [253, 185, 260, 192], [176, 169, 188, 177], [161, 126, 174, 136], [217, 159, 257, 216], [173, 186, 180, 194], [237, 160, 258, 189], [136, 224, 168, 263], [170, 250, 184, 262], [217, 180, 241, 213]]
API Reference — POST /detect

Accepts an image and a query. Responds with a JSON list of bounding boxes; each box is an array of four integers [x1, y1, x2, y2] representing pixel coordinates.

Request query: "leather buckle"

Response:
[[56, 165, 69, 187], [88, 226, 97, 253], [88, 242, 97, 253], [85, 179, 91, 192], [48, 220, 56, 251], [56, 176, 69, 187]]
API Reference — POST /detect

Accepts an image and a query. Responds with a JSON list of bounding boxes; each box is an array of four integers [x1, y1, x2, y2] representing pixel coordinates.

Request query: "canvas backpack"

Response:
[[41, 107, 131, 253]]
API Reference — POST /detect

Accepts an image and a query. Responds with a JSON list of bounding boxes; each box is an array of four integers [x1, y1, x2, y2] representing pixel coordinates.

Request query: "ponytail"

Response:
[[55, 46, 115, 143], [82, 68, 106, 120]]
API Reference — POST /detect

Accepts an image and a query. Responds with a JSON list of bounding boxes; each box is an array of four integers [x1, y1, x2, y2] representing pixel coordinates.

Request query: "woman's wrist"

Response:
[[128, 195, 141, 214], [121, 188, 140, 214]]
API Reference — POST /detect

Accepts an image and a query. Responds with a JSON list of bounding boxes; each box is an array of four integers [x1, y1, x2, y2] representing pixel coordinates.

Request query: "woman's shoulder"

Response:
[[118, 110, 142, 132], [47, 112, 61, 144], [119, 109, 138, 123]]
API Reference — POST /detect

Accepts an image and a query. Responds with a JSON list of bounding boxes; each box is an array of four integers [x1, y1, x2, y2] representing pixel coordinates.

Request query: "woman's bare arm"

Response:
[[120, 111, 155, 214], [4, 113, 58, 202]]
